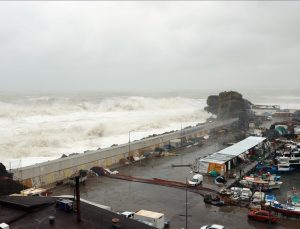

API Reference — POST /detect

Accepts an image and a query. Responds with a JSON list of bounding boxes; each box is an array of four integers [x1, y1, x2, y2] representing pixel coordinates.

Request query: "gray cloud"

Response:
[[0, 2, 300, 93]]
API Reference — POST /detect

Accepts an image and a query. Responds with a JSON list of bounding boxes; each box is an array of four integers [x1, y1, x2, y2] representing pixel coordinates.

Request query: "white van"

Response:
[[121, 211, 134, 218], [188, 174, 203, 186]]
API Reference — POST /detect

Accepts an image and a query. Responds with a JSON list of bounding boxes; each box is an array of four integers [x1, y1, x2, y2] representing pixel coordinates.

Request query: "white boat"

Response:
[[230, 187, 242, 200], [19, 188, 49, 196], [289, 149, 300, 164], [219, 188, 231, 196], [240, 176, 282, 190], [276, 147, 300, 166], [240, 188, 252, 200], [271, 187, 300, 216], [271, 201, 300, 217], [251, 191, 265, 204], [230, 187, 242, 193], [277, 163, 295, 172]]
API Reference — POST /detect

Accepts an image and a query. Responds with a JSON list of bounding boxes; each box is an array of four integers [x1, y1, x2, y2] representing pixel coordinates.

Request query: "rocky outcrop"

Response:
[[205, 91, 252, 119], [0, 163, 25, 195], [0, 179, 25, 196], [0, 163, 9, 177]]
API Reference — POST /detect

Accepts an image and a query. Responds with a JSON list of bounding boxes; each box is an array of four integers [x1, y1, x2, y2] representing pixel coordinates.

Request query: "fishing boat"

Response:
[[265, 194, 276, 203], [219, 188, 231, 196], [259, 173, 281, 182], [255, 163, 277, 174], [277, 163, 295, 172], [230, 187, 242, 200], [240, 176, 282, 190], [240, 188, 253, 200], [251, 191, 265, 204], [271, 188, 300, 216], [271, 202, 300, 216], [276, 144, 300, 167]]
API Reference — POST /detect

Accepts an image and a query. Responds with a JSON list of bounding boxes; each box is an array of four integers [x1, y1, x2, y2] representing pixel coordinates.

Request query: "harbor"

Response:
[[1, 1, 300, 228], [49, 126, 300, 229], [2, 94, 300, 229]]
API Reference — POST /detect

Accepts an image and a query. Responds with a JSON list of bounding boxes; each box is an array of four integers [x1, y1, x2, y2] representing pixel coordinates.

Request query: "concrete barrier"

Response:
[[12, 118, 238, 187]]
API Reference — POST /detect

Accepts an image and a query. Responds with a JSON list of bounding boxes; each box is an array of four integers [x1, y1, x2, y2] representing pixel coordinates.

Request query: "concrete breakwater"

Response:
[[12, 118, 238, 188]]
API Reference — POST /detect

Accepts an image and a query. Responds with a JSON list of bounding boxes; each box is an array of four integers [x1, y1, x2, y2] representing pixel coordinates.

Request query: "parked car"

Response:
[[188, 174, 203, 186], [248, 210, 278, 223], [200, 224, 227, 229]]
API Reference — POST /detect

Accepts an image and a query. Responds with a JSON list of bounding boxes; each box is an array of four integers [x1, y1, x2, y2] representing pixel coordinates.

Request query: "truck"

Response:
[[134, 209, 165, 229]]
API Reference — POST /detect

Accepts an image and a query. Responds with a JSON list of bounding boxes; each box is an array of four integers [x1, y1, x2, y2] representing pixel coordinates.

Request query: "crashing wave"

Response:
[[0, 95, 209, 160]]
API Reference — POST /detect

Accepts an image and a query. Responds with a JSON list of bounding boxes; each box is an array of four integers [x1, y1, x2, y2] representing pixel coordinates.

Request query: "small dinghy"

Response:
[[215, 176, 227, 186]]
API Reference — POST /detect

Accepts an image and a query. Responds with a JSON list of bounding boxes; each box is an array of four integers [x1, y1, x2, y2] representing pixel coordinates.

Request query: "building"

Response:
[[198, 136, 266, 174], [0, 196, 154, 229]]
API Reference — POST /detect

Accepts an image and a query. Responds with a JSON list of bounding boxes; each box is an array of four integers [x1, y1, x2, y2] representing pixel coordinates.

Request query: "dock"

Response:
[[225, 161, 259, 188]]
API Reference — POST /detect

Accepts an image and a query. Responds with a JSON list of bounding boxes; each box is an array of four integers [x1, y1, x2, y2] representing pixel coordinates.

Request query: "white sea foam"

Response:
[[0, 95, 209, 168]]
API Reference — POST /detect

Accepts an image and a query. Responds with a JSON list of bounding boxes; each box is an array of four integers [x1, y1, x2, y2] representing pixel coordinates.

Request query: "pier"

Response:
[[225, 161, 259, 188]]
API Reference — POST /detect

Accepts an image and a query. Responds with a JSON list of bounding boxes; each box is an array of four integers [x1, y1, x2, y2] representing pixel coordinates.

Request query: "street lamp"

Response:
[[129, 130, 142, 165], [128, 131, 132, 157], [181, 123, 183, 147]]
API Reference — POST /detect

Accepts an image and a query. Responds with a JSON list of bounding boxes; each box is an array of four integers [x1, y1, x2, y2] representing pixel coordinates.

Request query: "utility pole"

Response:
[[128, 131, 131, 157], [185, 177, 188, 229]]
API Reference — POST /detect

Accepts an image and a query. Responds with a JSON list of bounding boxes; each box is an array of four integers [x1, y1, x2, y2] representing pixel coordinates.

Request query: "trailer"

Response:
[[134, 209, 165, 229]]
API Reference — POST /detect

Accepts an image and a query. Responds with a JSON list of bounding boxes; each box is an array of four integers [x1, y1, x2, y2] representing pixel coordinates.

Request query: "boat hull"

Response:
[[271, 206, 300, 216]]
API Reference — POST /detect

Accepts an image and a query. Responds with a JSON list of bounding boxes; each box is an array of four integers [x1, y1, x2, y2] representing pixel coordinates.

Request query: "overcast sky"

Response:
[[0, 2, 300, 93]]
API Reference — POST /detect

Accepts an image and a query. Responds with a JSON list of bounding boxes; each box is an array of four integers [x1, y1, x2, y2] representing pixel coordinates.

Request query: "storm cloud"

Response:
[[0, 1, 299, 93]]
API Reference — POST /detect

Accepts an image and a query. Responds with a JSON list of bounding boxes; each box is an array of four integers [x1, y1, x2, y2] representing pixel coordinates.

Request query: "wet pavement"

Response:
[[52, 133, 300, 229]]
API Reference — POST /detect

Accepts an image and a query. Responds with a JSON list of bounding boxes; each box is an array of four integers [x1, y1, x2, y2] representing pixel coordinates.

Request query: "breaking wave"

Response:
[[0, 95, 209, 162], [0, 96, 206, 117]]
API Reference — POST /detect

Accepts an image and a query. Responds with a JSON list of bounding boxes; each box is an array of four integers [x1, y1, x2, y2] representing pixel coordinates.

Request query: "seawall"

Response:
[[12, 118, 238, 188]]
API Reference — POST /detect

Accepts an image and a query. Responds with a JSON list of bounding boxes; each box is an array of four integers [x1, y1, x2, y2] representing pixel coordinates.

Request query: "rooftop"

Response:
[[135, 209, 164, 219], [200, 136, 266, 164], [0, 196, 154, 229]]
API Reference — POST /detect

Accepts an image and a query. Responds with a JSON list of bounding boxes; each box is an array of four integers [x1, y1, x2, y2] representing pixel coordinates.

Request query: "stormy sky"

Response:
[[0, 1, 300, 93]]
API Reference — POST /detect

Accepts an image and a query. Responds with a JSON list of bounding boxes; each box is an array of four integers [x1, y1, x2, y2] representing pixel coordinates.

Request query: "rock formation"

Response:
[[205, 91, 252, 119], [0, 163, 25, 195]]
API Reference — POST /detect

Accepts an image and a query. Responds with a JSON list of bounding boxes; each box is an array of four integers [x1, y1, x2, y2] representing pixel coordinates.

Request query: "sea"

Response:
[[1, 92, 300, 169]]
